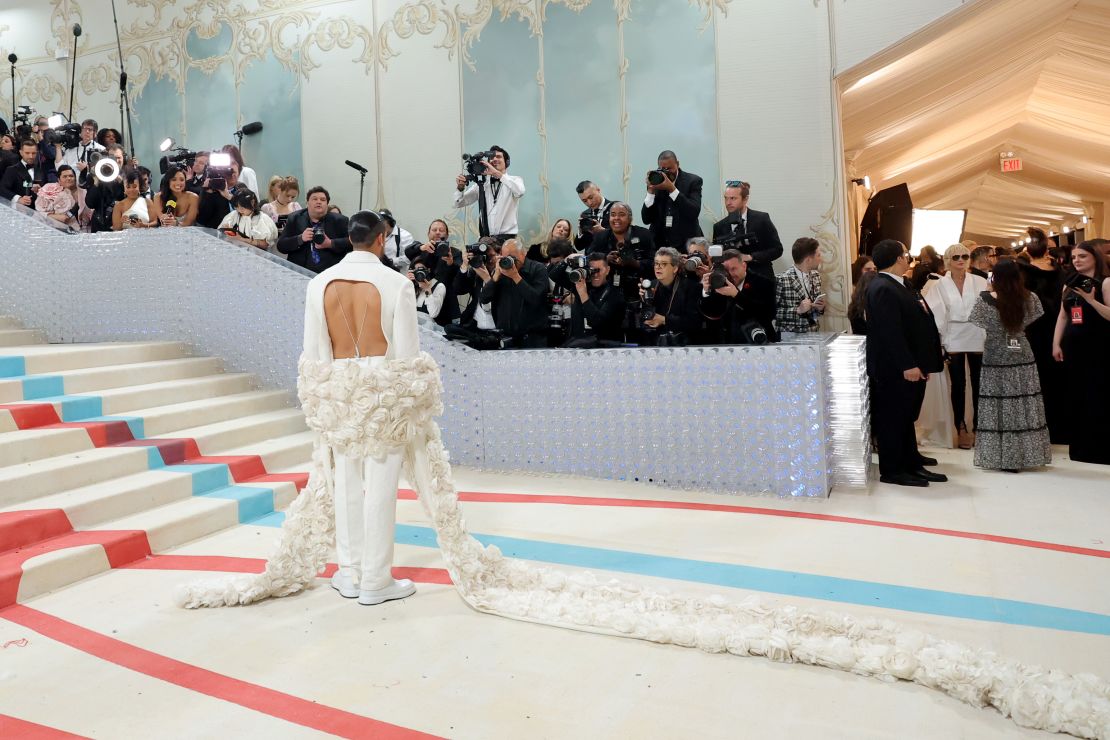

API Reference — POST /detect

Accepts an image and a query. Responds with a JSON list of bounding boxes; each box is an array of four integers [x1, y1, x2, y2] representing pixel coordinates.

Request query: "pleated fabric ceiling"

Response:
[[840, 0, 1110, 241]]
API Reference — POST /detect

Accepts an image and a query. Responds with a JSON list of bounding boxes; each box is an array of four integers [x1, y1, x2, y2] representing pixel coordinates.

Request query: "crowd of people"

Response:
[[848, 232, 1110, 482]]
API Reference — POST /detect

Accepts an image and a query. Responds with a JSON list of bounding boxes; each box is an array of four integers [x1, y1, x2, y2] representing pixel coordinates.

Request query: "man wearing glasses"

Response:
[[969, 246, 994, 279], [711, 180, 783, 281]]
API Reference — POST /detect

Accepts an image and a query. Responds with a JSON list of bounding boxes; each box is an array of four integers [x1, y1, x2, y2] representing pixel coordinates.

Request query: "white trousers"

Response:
[[329, 357, 403, 591]]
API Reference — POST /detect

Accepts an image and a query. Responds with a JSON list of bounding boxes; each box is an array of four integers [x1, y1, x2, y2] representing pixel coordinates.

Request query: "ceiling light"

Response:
[[1025, 237, 1033, 244], [1062, 226, 1071, 234], [1081, 216, 1089, 224]]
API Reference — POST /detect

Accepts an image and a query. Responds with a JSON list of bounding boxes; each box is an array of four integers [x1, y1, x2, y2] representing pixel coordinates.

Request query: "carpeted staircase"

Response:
[[0, 315, 310, 608]]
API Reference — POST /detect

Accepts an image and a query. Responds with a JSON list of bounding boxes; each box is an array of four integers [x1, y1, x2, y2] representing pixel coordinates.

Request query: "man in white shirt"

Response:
[[453, 145, 525, 240], [56, 119, 105, 177]]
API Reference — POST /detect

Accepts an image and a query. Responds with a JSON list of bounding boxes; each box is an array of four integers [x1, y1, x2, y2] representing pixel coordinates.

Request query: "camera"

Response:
[[647, 169, 671, 186], [739, 319, 769, 345], [466, 242, 492, 265], [159, 148, 198, 175], [462, 150, 496, 183], [312, 226, 326, 245], [566, 254, 589, 284], [639, 279, 656, 324], [684, 255, 707, 273], [719, 229, 759, 251], [1066, 273, 1097, 295], [206, 151, 233, 191], [44, 122, 82, 150], [579, 215, 598, 234], [498, 255, 516, 271], [431, 240, 450, 257], [14, 105, 35, 126], [413, 267, 431, 284]]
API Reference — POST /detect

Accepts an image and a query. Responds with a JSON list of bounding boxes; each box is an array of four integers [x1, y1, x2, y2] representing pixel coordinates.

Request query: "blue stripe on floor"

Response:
[[20, 375, 64, 399], [0, 355, 26, 378], [200, 485, 276, 524], [250, 512, 1110, 635]]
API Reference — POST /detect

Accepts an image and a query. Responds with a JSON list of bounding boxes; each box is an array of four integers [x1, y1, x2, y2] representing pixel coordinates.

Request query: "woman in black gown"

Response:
[[1017, 229, 1067, 444], [1052, 241, 1110, 465]]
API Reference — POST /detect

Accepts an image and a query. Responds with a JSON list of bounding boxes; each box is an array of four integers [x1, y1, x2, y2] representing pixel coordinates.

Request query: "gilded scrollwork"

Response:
[[46, 0, 86, 56], [79, 61, 117, 96], [811, 201, 849, 318], [379, 0, 460, 69]]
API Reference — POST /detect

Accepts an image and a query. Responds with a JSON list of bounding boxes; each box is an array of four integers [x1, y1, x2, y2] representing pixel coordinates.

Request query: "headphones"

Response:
[[348, 209, 384, 245]]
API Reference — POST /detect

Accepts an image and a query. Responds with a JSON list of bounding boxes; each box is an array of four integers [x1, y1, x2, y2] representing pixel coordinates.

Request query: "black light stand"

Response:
[[7, 53, 16, 128], [345, 159, 368, 211], [67, 24, 81, 122], [109, 0, 135, 161]]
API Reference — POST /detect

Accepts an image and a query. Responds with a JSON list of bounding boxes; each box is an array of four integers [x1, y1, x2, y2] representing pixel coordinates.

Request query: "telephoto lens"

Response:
[[413, 268, 430, 284], [684, 255, 704, 272], [434, 240, 450, 257], [647, 169, 667, 186]]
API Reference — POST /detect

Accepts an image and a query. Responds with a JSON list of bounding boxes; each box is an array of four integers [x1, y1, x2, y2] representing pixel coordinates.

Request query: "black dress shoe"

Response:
[[910, 468, 948, 483], [880, 473, 930, 487], [915, 455, 939, 467]]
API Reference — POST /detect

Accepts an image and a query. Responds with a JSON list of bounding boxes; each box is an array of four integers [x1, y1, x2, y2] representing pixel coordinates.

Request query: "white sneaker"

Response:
[[358, 578, 416, 606], [330, 571, 359, 599]]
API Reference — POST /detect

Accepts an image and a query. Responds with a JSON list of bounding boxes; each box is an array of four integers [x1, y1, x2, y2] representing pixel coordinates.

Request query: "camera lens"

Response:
[[710, 271, 729, 290], [648, 170, 666, 186], [313, 229, 325, 245], [498, 256, 515, 270]]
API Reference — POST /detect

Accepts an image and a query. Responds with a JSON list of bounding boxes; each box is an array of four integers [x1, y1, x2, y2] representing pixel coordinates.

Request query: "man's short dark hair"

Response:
[[657, 150, 677, 162], [490, 145, 510, 167], [19, 138, 36, 151], [575, 180, 594, 194], [720, 249, 744, 263], [547, 239, 574, 260], [428, 218, 449, 236], [81, 118, 98, 131], [587, 251, 609, 264], [349, 210, 387, 247], [305, 185, 330, 203], [872, 240, 905, 271], [970, 245, 993, 263], [791, 237, 820, 264]]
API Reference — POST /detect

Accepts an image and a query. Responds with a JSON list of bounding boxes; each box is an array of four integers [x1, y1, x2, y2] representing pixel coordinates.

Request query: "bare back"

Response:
[[323, 280, 389, 359]]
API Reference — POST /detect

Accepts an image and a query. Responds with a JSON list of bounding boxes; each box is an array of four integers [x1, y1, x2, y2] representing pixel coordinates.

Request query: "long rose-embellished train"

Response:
[[176, 353, 1110, 739]]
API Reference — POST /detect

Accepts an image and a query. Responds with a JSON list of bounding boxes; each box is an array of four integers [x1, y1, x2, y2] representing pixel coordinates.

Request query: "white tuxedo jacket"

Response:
[[302, 250, 419, 362]]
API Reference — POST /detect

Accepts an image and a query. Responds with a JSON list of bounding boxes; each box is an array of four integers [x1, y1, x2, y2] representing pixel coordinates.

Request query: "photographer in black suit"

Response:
[[590, 202, 654, 303], [563, 252, 626, 346], [479, 238, 550, 348], [699, 249, 777, 345], [640, 150, 703, 249], [711, 181, 782, 281], [865, 239, 946, 487], [276, 186, 352, 272], [574, 180, 613, 251]]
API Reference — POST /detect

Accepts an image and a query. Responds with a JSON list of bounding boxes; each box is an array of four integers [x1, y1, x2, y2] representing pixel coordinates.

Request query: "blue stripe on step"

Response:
[[168, 464, 231, 495], [252, 513, 1110, 636], [20, 375, 64, 399], [30, 394, 103, 421], [200, 485, 275, 524], [0, 355, 26, 378]]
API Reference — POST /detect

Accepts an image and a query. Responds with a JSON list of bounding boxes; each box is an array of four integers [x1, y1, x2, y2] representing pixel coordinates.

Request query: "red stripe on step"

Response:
[[117, 438, 201, 465], [396, 489, 1110, 560], [251, 472, 310, 490], [0, 403, 61, 428], [189, 455, 267, 482], [124, 554, 454, 586], [0, 530, 151, 608], [49, 420, 135, 447], [1, 605, 442, 740], [0, 714, 89, 739], [0, 509, 73, 552]]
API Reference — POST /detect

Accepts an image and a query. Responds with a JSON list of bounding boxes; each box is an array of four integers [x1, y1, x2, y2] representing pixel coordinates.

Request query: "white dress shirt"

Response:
[[924, 272, 988, 353], [59, 141, 105, 170], [453, 173, 525, 236]]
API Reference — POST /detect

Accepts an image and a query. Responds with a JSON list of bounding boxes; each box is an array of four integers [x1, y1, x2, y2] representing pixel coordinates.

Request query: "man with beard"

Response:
[[1017, 227, 1067, 444]]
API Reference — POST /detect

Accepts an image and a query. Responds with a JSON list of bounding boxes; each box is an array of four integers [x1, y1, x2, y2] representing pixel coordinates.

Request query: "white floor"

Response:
[[2, 445, 1108, 738]]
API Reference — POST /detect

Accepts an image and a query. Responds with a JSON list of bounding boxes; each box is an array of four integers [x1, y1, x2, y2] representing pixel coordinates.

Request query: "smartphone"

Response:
[[815, 293, 826, 302]]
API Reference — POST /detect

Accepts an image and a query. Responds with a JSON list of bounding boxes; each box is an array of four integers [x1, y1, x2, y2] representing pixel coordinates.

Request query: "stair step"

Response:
[[0, 341, 188, 376], [97, 373, 256, 416], [167, 408, 307, 455], [219, 429, 314, 471], [0, 356, 226, 404], [133, 390, 291, 438], [0, 425, 96, 467], [0, 329, 45, 347], [10, 531, 152, 606], [0, 316, 22, 330], [0, 447, 156, 509], [103, 496, 242, 553]]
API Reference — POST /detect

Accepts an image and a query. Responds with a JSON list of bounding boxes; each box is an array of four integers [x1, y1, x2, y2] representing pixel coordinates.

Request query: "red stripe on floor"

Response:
[[0, 403, 61, 428], [1, 605, 442, 740], [0, 714, 89, 739], [396, 489, 1110, 559], [123, 554, 455, 586]]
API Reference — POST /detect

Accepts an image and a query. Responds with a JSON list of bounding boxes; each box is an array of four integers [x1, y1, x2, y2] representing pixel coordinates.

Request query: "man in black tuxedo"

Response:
[[574, 180, 614, 251], [865, 239, 946, 487], [711, 181, 783, 281], [0, 139, 44, 207], [640, 150, 702, 249]]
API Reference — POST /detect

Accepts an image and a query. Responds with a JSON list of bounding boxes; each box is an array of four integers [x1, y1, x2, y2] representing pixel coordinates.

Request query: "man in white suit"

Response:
[[301, 209, 420, 605]]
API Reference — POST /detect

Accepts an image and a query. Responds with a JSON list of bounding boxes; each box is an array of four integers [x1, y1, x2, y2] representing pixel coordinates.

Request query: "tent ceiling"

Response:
[[840, 0, 1110, 239]]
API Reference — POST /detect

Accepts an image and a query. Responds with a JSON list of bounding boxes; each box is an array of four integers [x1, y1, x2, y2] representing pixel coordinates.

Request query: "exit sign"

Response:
[[1001, 157, 1023, 172]]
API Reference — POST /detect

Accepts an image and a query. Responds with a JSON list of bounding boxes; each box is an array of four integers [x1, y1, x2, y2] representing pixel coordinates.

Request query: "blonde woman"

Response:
[[926, 244, 989, 448]]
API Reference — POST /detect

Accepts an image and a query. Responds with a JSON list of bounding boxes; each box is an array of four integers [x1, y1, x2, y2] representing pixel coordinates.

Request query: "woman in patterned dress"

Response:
[[968, 259, 1052, 472]]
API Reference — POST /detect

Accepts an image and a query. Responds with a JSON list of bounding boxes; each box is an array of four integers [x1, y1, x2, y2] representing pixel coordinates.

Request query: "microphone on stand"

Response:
[[345, 160, 368, 174], [73, 23, 83, 37], [68, 25, 83, 121], [233, 121, 263, 148], [346, 160, 369, 210]]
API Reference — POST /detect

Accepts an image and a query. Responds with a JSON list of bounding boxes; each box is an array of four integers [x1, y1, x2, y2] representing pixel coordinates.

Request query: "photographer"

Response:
[[478, 238, 550, 347], [589, 202, 655, 302], [195, 158, 243, 229], [640, 247, 703, 345], [404, 219, 460, 279], [56, 119, 105, 181], [700, 249, 777, 344], [454, 236, 500, 329], [408, 256, 452, 327], [711, 180, 783, 281], [640, 150, 703, 249], [0, 139, 44, 207], [775, 237, 826, 335], [83, 145, 126, 233], [185, 152, 209, 195], [379, 209, 415, 272], [563, 252, 626, 347], [453, 145, 524, 239], [276, 186, 352, 272], [575, 180, 613, 251], [541, 238, 577, 345]]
